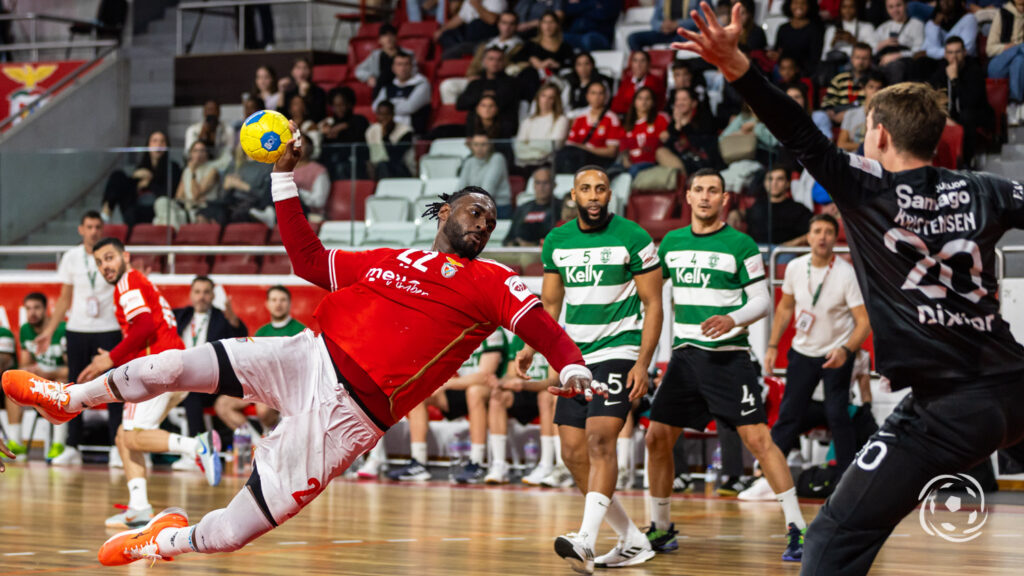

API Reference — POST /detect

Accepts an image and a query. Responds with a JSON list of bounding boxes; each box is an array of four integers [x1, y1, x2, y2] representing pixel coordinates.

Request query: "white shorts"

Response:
[[219, 330, 384, 525], [122, 391, 188, 431]]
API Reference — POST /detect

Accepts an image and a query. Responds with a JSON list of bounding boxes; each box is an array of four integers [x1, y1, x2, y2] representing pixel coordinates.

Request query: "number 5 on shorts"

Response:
[[607, 373, 623, 396]]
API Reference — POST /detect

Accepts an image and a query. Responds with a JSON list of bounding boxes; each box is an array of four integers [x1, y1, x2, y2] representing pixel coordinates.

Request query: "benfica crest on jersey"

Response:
[[442, 257, 464, 278]]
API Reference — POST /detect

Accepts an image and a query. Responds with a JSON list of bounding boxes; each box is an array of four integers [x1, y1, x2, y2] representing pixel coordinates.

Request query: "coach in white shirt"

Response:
[[34, 211, 124, 465], [763, 213, 871, 473]]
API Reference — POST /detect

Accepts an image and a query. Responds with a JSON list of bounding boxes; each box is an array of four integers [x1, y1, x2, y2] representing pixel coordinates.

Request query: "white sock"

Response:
[[127, 477, 149, 510], [52, 423, 67, 445], [540, 436, 555, 470], [604, 496, 643, 538], [67, 372, 119, 411], [554, 436, 564, 466], [776, 487, 806, 530], [168, 434, 199, 456], [157, 526, 197, 557], [617, 437, 631, 471], [470, 443, 486, 465], [410, 442, 427, 464], [650, 497, 672, 532], [368, 441, 387, 462], [579, 492, 610, 548], [489, 434, 506, 468]]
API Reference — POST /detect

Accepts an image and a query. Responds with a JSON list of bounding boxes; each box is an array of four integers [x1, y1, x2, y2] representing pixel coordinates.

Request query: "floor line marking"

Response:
[[332, 540, 363, 544], [386, 539, 417, 542], [497, 537, 525, 541], [442, 538, 471, 541], [4, 552, 35, 557], [57, 550, 88, 554], [278, 541, 308, 546]]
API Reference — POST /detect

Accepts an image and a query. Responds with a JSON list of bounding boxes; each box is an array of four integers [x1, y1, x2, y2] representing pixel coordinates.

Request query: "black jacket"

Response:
[[928, 59, 993, 128], [173, 306, 248, 346]]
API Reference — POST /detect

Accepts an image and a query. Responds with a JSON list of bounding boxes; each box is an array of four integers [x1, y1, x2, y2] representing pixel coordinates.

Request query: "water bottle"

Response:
[[711, 446, 723, 490], [704, 465, 715, 496], [524, 437, 539, 468], [233, 427, 252, 474]]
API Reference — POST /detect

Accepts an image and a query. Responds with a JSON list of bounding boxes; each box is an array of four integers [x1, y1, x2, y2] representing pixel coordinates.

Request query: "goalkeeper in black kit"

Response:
[[672, 3, 1024, 575]]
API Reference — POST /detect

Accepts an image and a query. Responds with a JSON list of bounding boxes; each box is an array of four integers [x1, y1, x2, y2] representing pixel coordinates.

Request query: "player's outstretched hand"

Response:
[[671, 2, 751, 82], [550, 364, 609, 400], [515, 347, 536, 379], [0, 440, 14, 473], [625, 363, 649, 402], [273, 120, 302, 173]]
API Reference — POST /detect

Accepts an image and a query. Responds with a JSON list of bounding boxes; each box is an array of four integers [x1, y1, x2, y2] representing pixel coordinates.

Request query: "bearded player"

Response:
[[2, 127, 598, 566], [78, 238, 222, 528]]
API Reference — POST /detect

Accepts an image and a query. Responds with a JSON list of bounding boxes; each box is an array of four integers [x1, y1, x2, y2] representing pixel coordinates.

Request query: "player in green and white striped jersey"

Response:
[[520, 166, 663, 572], [644, 169, 807, 562], [12, 293, 69, 460]]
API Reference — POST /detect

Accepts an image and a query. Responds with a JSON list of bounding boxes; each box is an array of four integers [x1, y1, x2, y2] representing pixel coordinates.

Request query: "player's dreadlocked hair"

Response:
[[421, 185, 493, 221]]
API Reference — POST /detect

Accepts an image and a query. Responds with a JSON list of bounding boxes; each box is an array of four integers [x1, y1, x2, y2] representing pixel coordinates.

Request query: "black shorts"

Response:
[[554, 359, 634, 429], [650, 347, 767, 430], [509, 391, 540, 425], [443, 389, 469, 420]]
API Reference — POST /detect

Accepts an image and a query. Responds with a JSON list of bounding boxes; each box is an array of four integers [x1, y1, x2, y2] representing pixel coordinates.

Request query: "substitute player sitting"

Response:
[[2, 128, 598, 566]]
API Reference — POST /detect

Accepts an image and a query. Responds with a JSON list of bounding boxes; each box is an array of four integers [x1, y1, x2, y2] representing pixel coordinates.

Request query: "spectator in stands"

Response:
[[515, 82, 570, 172], [765, 213, 871, 475], [319, 87, 369, 180], [372, 53, 431, 134], [823, 42, 874, 126], [407, 0, 446, 23], [458, 132, 512, 217], [101, 130, 182, 226], [0, 324, 14, 452], [286, 94, 321, 159], [620, 87, 669, 178], [252, 65, 282, 111], [458, 47, 520, 128], [770, 0, 825, 77], [184, 99, 232, 171], [504, 166, 562, 245], [466, 94, 518, 140], [837, 71, 887, 151], [355, 24, 416, 98], [610, 50, 665, 115], [924, 0, 977, 59], [294, 133, 331, 224], [930, 36, 992, 166], [745, 165, 813, 246], [775, 55, 803, 87], [967, 0, 1005, 24], [823, 0, 877, 64], [243, 5, 275, 50], [659, 87, 722, 173], [517, 0, 565, 37], [441, 11, 524, 106], [562, 0, 620, 51], [666, 60, 708, 110], [987, 0, 1024, 125], [365, 100, 415, 179], [436, 0, 507, 58], [158, 140, 221, 226], [874, 0, 926, 83], [281, 57, 327, 122], [173, 276, 247, 451], [556, 80, 621, 171], [785, 81, 833, 139], [720, 103, 779, 162], [514, 11, 575, 104], [563, 52, 612, 118], [628, 0, 698, 52], [223, 143, 273, 225]]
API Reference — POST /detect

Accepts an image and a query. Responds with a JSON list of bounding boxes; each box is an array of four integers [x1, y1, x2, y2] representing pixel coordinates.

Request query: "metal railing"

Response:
[[177, 0, 390, 54], [0, 12, 119, 61]]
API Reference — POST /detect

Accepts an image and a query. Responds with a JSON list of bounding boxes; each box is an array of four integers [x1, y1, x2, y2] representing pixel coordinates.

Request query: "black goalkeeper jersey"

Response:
[[732, 68, 1024, 389]]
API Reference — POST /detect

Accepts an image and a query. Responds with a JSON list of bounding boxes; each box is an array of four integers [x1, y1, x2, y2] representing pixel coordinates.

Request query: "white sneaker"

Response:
[[522, 465, 553, 486], [737, 476, 775, 501], [356, 457, 384, 479], [554, 532, 595, 574], [541, 464, 575, 488], [109, 447, 123, 468], [616, 466, 634, 490], [484, 463, 509, 485], [50, 446, 83, 466], [595, 530, 655, 568], [1010, 103, 1021, 127], [171, 455, 199, 471]]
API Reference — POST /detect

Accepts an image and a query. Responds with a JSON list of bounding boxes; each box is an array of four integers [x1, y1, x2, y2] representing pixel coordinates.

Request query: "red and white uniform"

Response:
[[610, 74, 665, 115], [111, 268, 186, 430], [567, 112, 622, 150], [622, 112, 669, 165]]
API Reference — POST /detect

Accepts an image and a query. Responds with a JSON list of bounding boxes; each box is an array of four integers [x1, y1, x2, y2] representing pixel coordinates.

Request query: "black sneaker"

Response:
[[386, 458, 431, 482], [645, 522, 679, 553], [672, 473, 694, 493], [452, 461, 486, 484], [716, 475, 749, 497], [782, 523, 805, 562]]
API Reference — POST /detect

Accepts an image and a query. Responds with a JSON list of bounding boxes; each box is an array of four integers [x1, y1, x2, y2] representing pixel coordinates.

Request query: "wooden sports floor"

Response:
[[1, 463, 1022, 575]]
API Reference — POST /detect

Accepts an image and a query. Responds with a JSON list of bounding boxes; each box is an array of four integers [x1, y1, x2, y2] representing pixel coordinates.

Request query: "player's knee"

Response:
[[645, 426, 672, 454], [121, 429, 143, 451], [119, 350, 184, 401], [585, 431, 615, 460], [740, 427, 774, 457]]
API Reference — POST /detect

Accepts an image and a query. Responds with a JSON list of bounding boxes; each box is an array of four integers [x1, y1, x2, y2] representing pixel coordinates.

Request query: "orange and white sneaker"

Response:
[[98, 507, 189, 566], [1, 370, 79, 425]]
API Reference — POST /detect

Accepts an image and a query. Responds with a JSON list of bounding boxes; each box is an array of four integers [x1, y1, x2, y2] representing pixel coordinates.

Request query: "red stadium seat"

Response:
[[349, 37, 379, 68], [211, 260, 259, 274], [641, 219, 687, 242], [174, 223, 221, 245], [328, 180, 376, 221], [261, 254, 293, 275], [343, 81, 375, 110], [400, 37, 432, 65], [222, 222, 269, 245], [437, 58, 471, 81], [26, 262, 57, 271], [987, 78, 1009, 143], [354, 21, 382, 40], [353, 104, 377, 123], [648, 49, 676, 73], [398, 21, 439, 39], [430, 104, 467, 131], [128, 224, 174, 245], [509, 175, 526, 207], [933, 122, 964, 169], [102, 223, 128, 244], [172, 259, 210, 276], [313, 64, 349, 93], [627, 192, 678, 221], [130, 254, 164, 274]]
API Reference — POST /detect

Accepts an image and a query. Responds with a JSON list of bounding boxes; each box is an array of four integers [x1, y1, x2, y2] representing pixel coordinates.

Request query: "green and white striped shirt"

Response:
[[659, 225, 764, 350], [542, 215, 660, 364], [458, 329, 508, 377]]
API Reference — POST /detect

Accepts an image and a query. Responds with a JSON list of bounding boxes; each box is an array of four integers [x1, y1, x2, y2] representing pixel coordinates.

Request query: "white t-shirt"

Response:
[[56, 244, 119, 333], [782, 253, 864, 358], [185, 311, 210, 349], [458, 0, 506, 23]]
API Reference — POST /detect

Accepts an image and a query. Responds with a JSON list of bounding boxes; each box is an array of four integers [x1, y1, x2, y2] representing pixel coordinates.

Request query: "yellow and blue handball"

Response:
[[239, 109, 292, 163]]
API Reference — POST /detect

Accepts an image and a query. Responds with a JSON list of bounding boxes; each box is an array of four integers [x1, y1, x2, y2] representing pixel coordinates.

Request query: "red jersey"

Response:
[[110, 268, 184, 365], [567, 112, 622, 150], [623, 113, 669, 164], [610, 74, 666, 115]]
